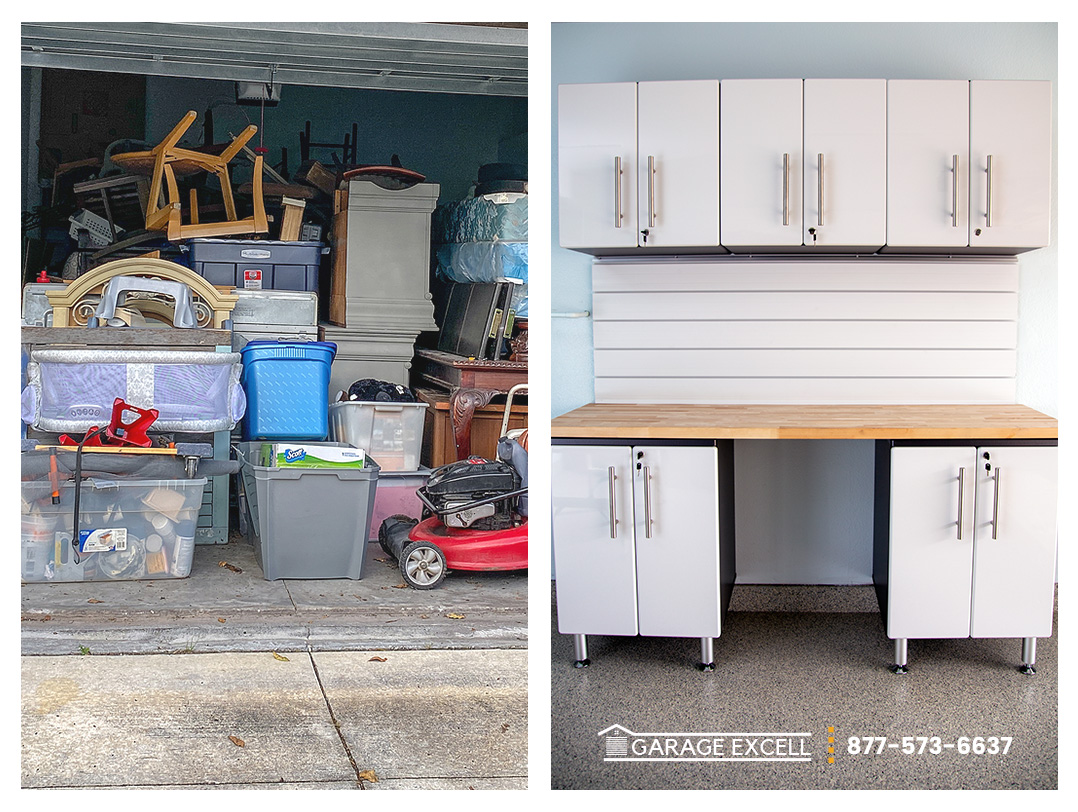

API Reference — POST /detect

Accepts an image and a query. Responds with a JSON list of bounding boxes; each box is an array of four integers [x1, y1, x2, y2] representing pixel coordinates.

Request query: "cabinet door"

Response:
[[803, 79, 887, 249], [969, 80, 1052, 250], [633, 445, 722, 638], [558, 82, 639, 249], [971, 446, 1057, 638], [551, 445, 638, 636], [888, 446, 977, 639], [886, 80, 970, 248], [636, 80, 720, 248], [720, 79, 803, 249]]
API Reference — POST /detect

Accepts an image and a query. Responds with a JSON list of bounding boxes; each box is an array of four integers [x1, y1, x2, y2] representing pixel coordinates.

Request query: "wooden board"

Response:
[[328, 188, 349, 326], [21, 326, 232, 348], [551, 403, 1057, 440]]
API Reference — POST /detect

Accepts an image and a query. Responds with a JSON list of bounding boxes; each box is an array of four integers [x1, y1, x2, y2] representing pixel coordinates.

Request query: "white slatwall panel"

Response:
[[592, 257, 1019, 404]]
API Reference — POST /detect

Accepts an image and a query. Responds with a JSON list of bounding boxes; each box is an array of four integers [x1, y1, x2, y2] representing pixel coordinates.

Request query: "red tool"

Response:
[[58, 398, 159, 448], [49, 450, 61, 504]]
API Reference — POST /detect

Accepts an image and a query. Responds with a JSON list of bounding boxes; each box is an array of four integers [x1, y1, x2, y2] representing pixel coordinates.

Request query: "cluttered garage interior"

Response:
[[19, 23, 529, 613]]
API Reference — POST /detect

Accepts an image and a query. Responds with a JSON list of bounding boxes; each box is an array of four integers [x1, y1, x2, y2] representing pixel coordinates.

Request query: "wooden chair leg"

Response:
[[217, 166, 238, 222], [251, 155, 269, 234], [189, 188, 200, 225], [164, 163, 181, 215], [145, 150, 167, 225]]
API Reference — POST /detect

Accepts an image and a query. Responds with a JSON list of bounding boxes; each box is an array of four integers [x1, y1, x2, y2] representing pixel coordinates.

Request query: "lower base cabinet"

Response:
[[875, 441, 1057, 672], [551, 441, 735, 668]]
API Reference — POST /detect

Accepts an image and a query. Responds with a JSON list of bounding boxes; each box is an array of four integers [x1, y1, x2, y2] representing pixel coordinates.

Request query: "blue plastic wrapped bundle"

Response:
[[435, 241, 528, 284], [433, 196, 528, 243]]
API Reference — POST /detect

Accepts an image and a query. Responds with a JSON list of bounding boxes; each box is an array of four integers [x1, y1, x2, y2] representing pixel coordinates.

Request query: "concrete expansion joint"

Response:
[[307, 650, 367, 789]]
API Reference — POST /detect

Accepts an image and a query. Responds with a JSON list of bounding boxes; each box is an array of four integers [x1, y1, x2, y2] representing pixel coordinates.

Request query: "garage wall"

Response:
[[145, 75, 527, 205], [550, 22, 1058, 585]]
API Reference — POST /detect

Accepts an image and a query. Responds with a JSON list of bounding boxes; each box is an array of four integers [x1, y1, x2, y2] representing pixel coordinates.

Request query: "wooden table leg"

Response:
[[450, 388, 498, 461]]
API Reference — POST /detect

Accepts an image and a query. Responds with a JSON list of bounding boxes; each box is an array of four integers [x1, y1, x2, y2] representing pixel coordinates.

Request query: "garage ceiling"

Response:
[[21, 22, 527, 97]]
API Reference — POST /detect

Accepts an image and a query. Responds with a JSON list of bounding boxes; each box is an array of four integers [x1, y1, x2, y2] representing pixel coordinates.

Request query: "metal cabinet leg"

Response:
[[572, 634, 590, 669], [697, 637, 716, 672], [1019, 637, 1037, 675], [890, 638, 909, 674]]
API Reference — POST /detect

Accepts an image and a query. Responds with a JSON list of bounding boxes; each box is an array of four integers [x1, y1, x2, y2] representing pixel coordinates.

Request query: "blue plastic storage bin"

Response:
[[240, 341, 336, 440]]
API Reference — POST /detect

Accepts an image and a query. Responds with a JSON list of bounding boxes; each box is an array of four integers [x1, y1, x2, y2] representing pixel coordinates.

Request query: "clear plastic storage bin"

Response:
[[328, 401, 427, 471], [21, 477, 207, 582]]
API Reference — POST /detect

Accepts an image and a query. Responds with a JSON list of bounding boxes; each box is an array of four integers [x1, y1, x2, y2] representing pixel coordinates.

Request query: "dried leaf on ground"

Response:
[[358, 769, 379, 783], [272, 652, 290, 662], [218, 561, 243, 573], [392, 583, 408, 589], [228, 735, 245, 747], [369, 656, 387, 662], [87, 599, 103, 604], [217, 617, 226, 623], [446, 612, 466, 619]]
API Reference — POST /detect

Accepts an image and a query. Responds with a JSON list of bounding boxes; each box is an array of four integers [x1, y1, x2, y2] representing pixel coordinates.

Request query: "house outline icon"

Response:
[[598, 724, 634, 737]]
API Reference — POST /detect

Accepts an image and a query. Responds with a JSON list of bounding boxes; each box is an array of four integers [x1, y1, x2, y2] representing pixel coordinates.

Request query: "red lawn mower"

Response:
[[378, 385, 527, 589]]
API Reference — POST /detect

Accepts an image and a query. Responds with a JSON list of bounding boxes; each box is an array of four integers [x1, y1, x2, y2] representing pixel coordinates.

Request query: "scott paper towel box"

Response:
[[259, 442, 367, 469]]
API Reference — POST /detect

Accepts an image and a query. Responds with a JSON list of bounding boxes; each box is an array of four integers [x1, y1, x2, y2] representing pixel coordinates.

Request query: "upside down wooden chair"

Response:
[[111, 110, 269, 242]]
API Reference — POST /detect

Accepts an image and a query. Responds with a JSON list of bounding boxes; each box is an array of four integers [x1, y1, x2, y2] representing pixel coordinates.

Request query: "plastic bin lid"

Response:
[[241, 339, 337, 360]]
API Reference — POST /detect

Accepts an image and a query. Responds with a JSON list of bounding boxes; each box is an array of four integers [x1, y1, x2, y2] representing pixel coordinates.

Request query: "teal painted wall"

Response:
[[147, 75, 527, 205]]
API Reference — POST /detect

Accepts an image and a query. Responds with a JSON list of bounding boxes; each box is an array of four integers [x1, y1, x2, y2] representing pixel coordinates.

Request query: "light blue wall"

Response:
[[550, 21, 1058, 419], [147, 76, 528, 205], [550, 22, 1058, 585]]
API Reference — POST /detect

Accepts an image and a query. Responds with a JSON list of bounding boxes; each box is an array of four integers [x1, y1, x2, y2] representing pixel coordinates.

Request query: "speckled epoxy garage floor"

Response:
[[550, 586, 1057, 790]]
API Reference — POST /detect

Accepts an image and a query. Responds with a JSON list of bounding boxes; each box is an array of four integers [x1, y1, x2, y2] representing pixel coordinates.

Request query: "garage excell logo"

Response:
[[600, 725, 813, 762]]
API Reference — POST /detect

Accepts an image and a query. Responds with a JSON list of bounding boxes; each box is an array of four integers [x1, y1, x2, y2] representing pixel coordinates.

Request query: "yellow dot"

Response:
[[828, 737, 834, 743], [828, 746, 834, 753], [828, 727, 834, 733], [828, 757, 835, 764]]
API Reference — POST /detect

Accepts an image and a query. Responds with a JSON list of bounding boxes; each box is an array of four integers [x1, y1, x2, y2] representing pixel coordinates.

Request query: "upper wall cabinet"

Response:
[[803, 79, 888, 250], [886, 80, 971, 249], [559, 78, 1051, 256], [558, 80, 721, 253], [721, 79, 887, 252], [886, 80, 1051, 252], [719, 79, 803, 249], [968, 80, 1052, 252]]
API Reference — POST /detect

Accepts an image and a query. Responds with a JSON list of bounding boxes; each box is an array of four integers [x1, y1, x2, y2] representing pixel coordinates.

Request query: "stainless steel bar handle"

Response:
[[607, 466, 618, 538], [817, 153, 825, 227], [991, 467, 1001, 539], [956, 467, 965, 540], [614, 156, 623, 228], [647, 155, 656, 228], [986, 154, 994, 228], [952, 154, 959, 228], [782, 153, 790, 226], [643, 465, 653, 539]]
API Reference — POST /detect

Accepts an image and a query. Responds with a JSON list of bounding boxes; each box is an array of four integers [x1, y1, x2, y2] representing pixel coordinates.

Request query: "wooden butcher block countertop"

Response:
[[551, 404, 1058, 440]]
